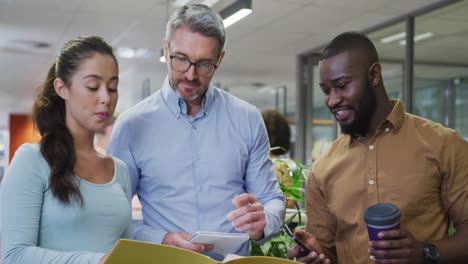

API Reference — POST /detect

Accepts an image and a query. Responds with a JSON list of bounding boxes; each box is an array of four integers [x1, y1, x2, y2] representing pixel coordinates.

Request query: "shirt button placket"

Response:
[[367, 144, 378, 204], [192, 122, 203, 228]]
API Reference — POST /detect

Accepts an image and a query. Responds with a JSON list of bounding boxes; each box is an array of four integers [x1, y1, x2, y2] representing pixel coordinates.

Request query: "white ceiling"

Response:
[[0, 0, 453, 128]]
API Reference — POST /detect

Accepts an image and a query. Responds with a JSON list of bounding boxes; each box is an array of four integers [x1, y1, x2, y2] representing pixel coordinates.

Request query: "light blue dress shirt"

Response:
[[107, 77, 285, 259], [0, 144, 132, 264]]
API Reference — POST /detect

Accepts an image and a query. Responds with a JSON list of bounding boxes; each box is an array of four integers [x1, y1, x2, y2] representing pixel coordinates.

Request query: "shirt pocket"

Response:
[[383, 169, 441, 217]]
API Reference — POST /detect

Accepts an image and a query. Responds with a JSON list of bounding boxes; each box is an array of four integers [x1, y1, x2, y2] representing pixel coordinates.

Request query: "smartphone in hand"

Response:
[[282, 224, 311, 255]]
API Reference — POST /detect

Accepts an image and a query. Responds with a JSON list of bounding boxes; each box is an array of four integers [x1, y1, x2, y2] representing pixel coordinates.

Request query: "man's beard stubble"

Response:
[[171, 78, 205, 102], [339, 78, 377, 137]]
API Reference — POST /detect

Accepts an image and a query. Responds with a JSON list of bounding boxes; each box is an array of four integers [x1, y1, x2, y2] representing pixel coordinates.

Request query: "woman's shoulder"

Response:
[[4, 143, 49, 186], [109, 156, 129, 181], [15, 142, 40, 153], [110, 156, 128, 170], [10, 143, 47, 167]]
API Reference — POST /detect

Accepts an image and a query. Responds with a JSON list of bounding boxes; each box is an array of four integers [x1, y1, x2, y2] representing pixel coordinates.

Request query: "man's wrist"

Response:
[[257, 231, 265, 240], [423, 242, 440, 264]]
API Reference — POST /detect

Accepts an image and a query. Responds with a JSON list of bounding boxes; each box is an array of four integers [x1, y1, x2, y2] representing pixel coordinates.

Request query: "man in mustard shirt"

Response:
[[288, 32, 468, 263]]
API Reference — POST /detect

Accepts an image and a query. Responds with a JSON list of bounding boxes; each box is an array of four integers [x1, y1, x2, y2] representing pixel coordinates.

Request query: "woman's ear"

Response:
[[53, 78, 69, 100], [368, 62, 382, 87]]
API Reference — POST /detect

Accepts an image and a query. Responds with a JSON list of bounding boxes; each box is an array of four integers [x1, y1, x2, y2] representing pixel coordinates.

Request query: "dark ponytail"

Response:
[[32, 36, 117, 205]]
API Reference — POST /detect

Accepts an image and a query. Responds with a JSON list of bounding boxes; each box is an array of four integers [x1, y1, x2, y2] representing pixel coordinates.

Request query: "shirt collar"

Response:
[[160, 76, 215, 119], [161, 76, 181, 118], [385, 99, 405, 132], [343, 99, 405, 147], [203, 82, 215, 116]]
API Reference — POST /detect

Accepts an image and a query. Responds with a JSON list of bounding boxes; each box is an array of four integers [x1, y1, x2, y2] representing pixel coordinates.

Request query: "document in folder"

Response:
[[105, 239, 300, 264]]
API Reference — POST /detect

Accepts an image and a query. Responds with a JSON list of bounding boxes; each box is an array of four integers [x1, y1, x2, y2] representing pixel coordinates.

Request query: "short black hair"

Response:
[[321, 31, 379, 65]]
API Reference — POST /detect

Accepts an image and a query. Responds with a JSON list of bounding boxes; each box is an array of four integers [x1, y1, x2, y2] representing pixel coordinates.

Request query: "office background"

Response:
[[0, 0, 467, 176]]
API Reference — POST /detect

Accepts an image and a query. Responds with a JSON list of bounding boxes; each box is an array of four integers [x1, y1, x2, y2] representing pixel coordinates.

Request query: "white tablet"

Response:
[[188, 231, 249, 256]]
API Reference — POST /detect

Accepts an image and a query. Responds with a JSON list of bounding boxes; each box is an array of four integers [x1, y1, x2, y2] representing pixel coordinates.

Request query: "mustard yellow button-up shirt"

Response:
[[306, 100, 468, 263]]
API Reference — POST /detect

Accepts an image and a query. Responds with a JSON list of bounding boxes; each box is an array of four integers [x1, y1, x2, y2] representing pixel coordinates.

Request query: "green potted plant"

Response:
[[250, 150, 310, 259]]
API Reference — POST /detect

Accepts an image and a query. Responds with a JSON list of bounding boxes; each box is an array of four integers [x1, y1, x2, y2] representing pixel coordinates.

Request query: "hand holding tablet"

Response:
[[188, 231, 249, 256]]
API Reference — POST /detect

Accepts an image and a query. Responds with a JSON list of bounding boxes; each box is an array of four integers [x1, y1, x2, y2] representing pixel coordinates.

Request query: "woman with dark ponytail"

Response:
[[1, 36, 131, 264]]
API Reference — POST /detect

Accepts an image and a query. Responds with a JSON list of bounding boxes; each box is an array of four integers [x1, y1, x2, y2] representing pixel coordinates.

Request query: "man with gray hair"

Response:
[[108, 4, 285, 260]]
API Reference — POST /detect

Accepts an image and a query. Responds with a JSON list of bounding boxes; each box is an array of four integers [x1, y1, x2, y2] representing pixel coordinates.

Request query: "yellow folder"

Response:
[[105, 239, 299, 264]]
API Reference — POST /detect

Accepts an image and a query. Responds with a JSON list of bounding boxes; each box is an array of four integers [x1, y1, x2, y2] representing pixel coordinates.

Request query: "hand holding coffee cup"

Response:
[[364, 203, 400, 241], [365, 204, 429, 263]]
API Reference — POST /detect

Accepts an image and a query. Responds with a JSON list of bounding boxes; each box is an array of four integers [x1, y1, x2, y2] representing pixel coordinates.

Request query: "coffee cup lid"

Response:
[[364, 203, 400, 226]]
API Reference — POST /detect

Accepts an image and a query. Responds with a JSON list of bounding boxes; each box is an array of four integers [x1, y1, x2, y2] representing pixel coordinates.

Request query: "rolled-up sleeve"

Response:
[[306, 172, 337, 261]]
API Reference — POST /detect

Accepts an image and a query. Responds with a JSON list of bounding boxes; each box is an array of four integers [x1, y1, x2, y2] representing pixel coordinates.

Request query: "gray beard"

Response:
[[175, 88, 200, 102]]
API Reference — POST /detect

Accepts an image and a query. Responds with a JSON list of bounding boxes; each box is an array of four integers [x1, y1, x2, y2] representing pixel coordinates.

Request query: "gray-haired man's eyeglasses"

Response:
[[169, 55, 218, 77]]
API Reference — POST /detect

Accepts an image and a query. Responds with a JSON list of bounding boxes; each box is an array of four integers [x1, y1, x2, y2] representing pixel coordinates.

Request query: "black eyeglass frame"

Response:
[[168, 55, 219, 77]]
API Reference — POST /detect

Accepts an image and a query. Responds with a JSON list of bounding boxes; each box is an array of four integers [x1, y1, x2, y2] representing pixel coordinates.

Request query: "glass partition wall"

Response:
[[455, 79, 468, 140], [224, 82, 297, 156], [368, 22, 406, 101], [296, 0, 468, 164], [414, 1, 468, 135]]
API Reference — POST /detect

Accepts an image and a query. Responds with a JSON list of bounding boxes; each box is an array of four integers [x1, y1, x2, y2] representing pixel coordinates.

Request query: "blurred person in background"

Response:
[[262, 109, 295, 209]]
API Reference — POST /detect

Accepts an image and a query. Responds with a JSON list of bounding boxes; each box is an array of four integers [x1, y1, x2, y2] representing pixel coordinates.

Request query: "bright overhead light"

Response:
[[172, 0, 191, 7], [223, 9, 252, 28], [399, 32, 434, 45], [201, 0, 220, 6], [116, 47, 157, 60], [220, 0, 252, 28], [414, 32, 434, 42], [116, 47, 136, 59], [135, 48, 155, 59], [380, 32, 406, 44], [159, 49, 166, 63]]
